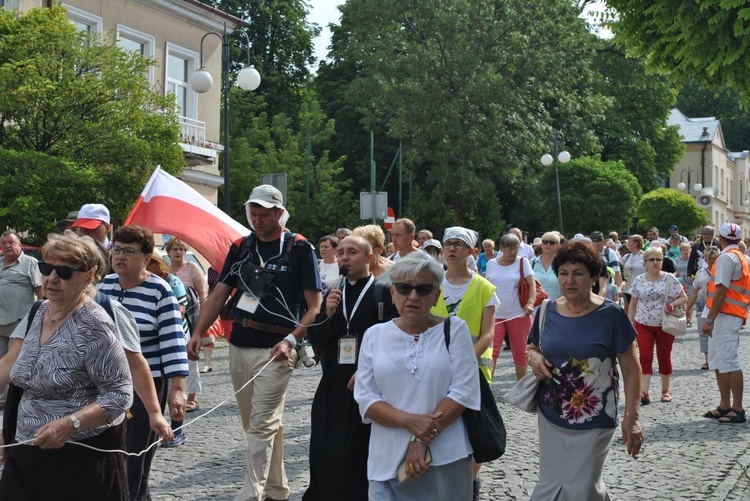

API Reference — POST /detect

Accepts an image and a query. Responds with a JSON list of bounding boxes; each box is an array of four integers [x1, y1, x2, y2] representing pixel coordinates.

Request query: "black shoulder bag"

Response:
[[2, 300, 43, 445], [443, 317, 507, 463]]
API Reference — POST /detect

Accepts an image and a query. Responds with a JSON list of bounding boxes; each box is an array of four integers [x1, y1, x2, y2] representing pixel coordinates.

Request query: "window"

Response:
[[117, 25, 155, 84], [61, 4, 102, 35], [165, 44, 198, 119]]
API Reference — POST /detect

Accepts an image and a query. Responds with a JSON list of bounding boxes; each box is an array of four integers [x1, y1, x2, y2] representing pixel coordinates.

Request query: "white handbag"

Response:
[[661, 280, 687, 337]]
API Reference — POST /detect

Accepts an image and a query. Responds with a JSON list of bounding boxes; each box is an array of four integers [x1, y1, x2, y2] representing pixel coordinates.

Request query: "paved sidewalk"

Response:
[[2, 323, 748, 500]]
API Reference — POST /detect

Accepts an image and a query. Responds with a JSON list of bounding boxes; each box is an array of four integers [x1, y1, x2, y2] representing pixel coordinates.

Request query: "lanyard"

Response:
[[256, 236, 285, 268], [342, 275, 375, 335]]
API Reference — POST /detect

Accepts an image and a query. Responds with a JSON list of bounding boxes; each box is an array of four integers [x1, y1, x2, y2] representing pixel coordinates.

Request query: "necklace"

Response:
[[563, 299, 593, 315]]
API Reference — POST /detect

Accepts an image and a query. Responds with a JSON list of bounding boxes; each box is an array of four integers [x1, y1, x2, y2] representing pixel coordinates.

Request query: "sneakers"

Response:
[[199, 366, 213, 373], [161, 430, 187, 448]]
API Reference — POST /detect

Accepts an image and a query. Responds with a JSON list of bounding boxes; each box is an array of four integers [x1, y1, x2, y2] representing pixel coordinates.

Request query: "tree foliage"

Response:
[[592, 43, 683, 191], [319, 0, 609, 237], [0, 7, 183, 233], [637, 188, 710, 236], [534, 157, 642, 235], [605, 0, 750, 107]]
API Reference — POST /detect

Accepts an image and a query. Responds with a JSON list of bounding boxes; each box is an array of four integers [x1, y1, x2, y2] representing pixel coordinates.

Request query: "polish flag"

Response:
[[124, 166, 250, 271]]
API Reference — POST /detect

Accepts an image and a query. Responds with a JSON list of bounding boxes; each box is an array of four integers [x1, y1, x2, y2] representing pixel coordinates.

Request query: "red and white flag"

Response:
[[124, 166, 249, 271]]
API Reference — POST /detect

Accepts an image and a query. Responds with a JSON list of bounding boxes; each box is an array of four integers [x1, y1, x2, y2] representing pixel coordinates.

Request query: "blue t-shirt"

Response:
[[528, 300, 636, 430]]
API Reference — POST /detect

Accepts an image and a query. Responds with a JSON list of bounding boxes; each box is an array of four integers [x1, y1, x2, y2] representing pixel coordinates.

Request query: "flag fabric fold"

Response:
[[124, 166, 250, 272]]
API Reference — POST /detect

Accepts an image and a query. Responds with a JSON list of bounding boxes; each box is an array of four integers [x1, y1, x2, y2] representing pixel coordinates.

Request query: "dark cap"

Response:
[[55, 211, 79, 232], [668, 224, 678, 231], [589, 231, 604, 242]]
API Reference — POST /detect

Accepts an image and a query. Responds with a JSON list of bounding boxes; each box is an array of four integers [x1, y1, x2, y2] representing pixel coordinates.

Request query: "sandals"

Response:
[[704, 407, 731, 419], [640, 392, 650, 405], [719, 409, 746, 424], [701, 363, 709, 370], [185, 400, 200, 413], [686, 320, 693, 328], [661, 390, 673, 403]]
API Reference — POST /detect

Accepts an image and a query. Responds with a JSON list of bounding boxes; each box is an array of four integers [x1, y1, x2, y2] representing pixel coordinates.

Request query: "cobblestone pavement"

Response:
[[3, 323, 750, 500]]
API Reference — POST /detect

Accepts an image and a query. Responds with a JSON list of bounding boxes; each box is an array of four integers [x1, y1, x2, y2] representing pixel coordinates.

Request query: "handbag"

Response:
[[443, 318, 506, 463], [661, 281, 687, 336], [503, 299, 549, 412], [518, 259, 548, 308]]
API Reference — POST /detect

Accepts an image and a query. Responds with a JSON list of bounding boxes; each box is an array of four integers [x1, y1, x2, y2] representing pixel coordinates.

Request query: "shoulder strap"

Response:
[[373, 280, 387, 321], [95, 291, 116, 320], [25, 300, 43, 336], [443, 316, 451, 350], [538, 299, 549, 351]]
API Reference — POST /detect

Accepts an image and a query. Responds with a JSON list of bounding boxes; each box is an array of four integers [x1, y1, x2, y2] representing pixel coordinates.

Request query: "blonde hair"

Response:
[[352, 224, 385, 248], [643, 246, 663, 261], [541, 232, 560, 244]]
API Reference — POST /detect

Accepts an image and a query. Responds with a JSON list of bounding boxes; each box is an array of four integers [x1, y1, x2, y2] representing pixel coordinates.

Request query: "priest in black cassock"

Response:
[[303, 235, 398, 501]]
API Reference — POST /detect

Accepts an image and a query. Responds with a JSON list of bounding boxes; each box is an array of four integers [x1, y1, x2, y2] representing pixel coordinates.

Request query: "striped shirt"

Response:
[[98, 273, 189, 379]]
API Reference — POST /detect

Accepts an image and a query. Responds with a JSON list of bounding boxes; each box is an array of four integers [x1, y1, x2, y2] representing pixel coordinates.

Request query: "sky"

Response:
[[307, 0, 343, 66]]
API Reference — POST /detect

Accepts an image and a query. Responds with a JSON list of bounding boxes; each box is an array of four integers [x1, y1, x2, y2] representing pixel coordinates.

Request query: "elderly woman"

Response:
[[621, 234, 646, 312], [627, 246, 687, 405], [353, 224, 393, 279], [485, 233, 536, 379], [686, 246, 720, 371], [317, 235, 340, 290], [530, 231, 562, 301], [354, 253, 480, 499], [166, 237, 207, 301], [476, 239, 496, 276], [527, 241, 643, 500], [0, 234, 133, 500], [99, 225, 189, 500]]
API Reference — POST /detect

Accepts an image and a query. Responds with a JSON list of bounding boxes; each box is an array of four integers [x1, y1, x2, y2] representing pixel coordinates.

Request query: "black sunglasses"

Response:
[[541, 240, 558, 245], [38, 262, 85, 280], [393, 282, 436, 296]]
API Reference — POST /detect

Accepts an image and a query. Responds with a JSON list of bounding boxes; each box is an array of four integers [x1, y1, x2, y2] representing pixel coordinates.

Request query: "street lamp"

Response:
[[676, 169, 702, 194], [189, 23, 261, 214], [540, 131, 571, 234]]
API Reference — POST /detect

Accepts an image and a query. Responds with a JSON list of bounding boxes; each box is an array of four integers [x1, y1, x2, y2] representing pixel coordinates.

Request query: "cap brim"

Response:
[[71, 218, 104, 230], [244, 199, 279, 209]]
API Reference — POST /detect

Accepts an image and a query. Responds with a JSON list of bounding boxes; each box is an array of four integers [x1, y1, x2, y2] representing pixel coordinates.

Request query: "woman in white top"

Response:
[[621, 234, 646, 312], [530, 231, 562, 301], [485, 234, 536, 380], [627, 246, 687, 405], [355, 253, 480, 500], [317, 235, 340, 291], [166, 237, 208, 301]]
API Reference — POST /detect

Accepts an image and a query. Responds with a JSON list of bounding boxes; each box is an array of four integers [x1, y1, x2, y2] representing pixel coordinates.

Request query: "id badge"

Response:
[[337, 335, 357, 364], [236, 291, 260, 314]]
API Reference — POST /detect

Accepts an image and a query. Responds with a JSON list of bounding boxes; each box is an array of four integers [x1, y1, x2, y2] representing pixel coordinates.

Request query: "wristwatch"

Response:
[[705, 319, 715, 325], [69, 414, 81, 433]]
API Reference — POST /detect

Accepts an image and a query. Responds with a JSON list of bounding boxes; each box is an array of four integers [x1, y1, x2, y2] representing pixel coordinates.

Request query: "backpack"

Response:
[[184, 285, 200, 333]]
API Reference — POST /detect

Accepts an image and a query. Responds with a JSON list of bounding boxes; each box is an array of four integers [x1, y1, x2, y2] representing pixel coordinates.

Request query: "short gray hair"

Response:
[[499, 234, 520, 249], [386, 251, 444, 287]]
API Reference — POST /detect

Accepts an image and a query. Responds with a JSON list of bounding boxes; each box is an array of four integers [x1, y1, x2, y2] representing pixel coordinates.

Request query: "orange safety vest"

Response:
[[706, 247, 750, 321]]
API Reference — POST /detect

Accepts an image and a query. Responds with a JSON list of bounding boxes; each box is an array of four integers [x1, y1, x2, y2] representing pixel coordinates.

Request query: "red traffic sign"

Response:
[[384, 207, 396, 230]]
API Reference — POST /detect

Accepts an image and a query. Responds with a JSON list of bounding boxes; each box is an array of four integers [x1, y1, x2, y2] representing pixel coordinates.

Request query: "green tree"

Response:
[[226, 88, 356, 238], [0, 7, 183, 229], [592, 43, 683, 191], [637, 188, 710, 236], [319, 0, 609, 236], [534, 157, 642, 235], [604, 0, 750, 107]]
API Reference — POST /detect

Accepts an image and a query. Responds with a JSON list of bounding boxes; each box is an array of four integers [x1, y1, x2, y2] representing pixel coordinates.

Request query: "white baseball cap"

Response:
[[72, 204, 110, 230], [719, 223, 742, 241]]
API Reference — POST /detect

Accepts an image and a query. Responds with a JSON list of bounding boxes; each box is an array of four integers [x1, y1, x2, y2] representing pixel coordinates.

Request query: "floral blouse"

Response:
[[528, 300, 636, 430], [629, 272, 683, 327]]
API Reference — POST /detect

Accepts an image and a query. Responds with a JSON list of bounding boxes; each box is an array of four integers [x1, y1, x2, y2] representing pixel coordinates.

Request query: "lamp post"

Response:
[[540, 131, 571, 234], [676, 169, 702, 194], [189, 23, 261, 214]]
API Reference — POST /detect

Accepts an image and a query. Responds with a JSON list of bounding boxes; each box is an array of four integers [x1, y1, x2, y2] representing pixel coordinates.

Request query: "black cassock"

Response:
[[303, 275, 397, 501]]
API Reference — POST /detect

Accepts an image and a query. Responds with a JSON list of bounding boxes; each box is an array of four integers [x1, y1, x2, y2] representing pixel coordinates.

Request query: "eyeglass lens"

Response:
[[38, 262, 82, 280], [393, 283, 435, 296]]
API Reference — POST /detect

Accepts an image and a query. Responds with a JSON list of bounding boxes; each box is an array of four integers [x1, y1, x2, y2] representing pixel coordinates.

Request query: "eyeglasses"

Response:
[[392, 282, 436, 296], [443, 241, 467, 249], [111, 246, 144, 257], [646, 258, 663, 263], [38, 262, 85, 280], [542, 240, 558, 245]]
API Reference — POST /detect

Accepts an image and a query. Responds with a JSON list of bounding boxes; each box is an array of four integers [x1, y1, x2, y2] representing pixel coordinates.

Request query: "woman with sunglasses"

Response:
[[627, 246, 687, 405], [98, 225, 189, 500], [530, 232, 562, 301], [0, 233, 132, 499], [354, 253, 480, 500]]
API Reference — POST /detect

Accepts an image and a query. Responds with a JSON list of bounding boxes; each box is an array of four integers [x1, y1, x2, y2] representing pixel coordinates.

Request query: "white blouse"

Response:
[[354, 318, 480, 481]]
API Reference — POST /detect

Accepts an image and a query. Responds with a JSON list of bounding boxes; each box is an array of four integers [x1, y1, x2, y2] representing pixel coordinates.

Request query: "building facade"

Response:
[[7, 0, 239, 204], [667, 109, 750, 230]]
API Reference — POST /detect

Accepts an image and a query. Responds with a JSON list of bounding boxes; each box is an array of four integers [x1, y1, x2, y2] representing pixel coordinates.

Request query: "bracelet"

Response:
[[705, 319, 715, 325], [410, 434, 428, 445], [623, 411, 639, 419], [283, 334, 298, 347]]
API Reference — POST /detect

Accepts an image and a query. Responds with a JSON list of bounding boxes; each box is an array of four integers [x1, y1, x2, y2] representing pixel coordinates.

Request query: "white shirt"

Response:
[[441, 275, 499, 316], [318, 260, 339, 290], [485, 257, 533, 318], [354, 318, 480, 481]]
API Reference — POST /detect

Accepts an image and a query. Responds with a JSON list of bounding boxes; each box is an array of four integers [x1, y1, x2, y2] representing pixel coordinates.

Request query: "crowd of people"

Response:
[[0, 182, 748, 500]]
